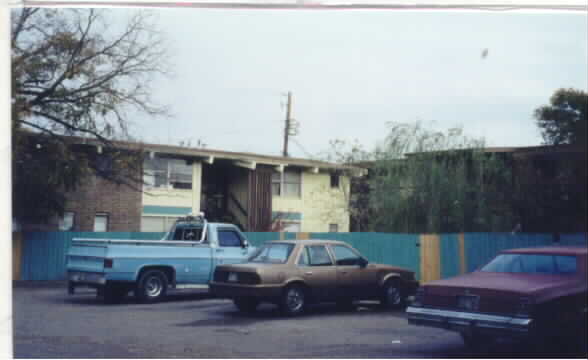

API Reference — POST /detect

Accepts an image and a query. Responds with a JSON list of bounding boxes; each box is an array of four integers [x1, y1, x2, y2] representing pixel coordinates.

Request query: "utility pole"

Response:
[[283, 91, 292, 157]]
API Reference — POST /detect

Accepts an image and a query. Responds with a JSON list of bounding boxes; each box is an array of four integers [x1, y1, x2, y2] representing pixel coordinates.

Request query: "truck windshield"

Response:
[[249, 243, 295, 264], [480, 253, 577, 275]]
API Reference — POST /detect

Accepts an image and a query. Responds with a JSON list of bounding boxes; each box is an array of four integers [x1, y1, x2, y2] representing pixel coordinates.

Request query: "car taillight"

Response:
[[516, 297, 533, 316], [412, 287, 425, 307], [104, 258, 113, 268]]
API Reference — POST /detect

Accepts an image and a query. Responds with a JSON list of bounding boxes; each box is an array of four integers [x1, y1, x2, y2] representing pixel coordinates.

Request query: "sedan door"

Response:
[[297, 245, 338, 301], [330, 244, 378, 299]]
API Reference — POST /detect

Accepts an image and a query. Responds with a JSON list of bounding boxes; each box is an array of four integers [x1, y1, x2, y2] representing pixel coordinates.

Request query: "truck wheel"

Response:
[[280, 284, 306, 316], [380, 279, 404, 310], [136, 270, 168, 303], [233, 298, 259, 313]]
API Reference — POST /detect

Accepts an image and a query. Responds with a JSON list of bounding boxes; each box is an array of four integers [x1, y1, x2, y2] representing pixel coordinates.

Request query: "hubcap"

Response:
[[286, 288, 304, 312], [145, 276, 162, 297], [386, 285, 401, 305]]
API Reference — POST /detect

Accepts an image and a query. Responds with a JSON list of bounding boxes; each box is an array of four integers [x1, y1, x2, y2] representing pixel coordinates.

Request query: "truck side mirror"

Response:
[[242, 240, 249, 248]]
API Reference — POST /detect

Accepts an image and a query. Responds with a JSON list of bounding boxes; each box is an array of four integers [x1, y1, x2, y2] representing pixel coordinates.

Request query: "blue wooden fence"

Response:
[[15, 231, 587, 281]]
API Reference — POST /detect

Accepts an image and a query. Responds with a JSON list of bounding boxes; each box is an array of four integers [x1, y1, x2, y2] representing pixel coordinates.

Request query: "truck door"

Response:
[[213, 228, 252, 267]]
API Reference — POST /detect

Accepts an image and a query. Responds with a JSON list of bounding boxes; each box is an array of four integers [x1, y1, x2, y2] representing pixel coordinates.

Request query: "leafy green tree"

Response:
[[534, 88, 587, 147], [370, 122, 513, 233], [12, 8, 170, 223]]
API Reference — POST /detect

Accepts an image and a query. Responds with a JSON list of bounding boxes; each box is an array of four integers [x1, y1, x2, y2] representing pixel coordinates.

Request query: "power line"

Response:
[[291, 138, 315, 159]]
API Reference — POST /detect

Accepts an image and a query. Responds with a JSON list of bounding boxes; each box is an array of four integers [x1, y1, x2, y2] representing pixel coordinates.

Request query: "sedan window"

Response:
[[331, 245, 363, 266], [307, 245, 333, 266], [249, 243, 295, 264], [481, 254, 577, 275]]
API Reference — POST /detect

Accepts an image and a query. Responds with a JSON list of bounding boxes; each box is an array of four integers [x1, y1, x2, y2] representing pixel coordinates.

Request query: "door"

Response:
[[330, 244, 378, 298], [297, 245, 337, 301], [213, 228, 252, 267]]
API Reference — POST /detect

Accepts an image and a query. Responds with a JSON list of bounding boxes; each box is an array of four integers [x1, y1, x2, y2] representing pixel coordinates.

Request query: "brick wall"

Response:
[[63, 174, 142, 232]]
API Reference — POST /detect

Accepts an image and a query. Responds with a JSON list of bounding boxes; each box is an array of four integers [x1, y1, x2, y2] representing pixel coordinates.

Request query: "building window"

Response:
[[271, 170, 301, 197], [329, 224, 339, 233], [59, 212, 75, 231], [144, 157, 192, 190], [283, 222, 301, 233], [94, 213, 109, 232], [330, 174, 340, 188]]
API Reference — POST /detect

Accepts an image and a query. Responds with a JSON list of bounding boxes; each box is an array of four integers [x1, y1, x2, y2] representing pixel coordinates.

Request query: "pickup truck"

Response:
[[66, 214, 256, 303]]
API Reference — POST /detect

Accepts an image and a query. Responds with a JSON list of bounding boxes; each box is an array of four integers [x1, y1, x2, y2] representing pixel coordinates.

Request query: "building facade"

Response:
[[41, 140, 360, 233]]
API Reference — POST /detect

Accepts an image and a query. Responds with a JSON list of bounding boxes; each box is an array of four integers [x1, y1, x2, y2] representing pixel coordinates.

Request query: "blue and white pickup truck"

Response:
[[66, 214, 256, 303]]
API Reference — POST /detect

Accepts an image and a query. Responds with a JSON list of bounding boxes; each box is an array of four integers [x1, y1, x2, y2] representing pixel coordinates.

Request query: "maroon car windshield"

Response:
[[481, 253, 577, 275]]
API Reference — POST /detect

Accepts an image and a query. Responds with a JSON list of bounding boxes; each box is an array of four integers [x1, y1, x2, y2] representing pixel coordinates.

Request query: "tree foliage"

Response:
[[534, 88, 587, 147], [369, 123, 513, 233], [12, 8, 169, 222]]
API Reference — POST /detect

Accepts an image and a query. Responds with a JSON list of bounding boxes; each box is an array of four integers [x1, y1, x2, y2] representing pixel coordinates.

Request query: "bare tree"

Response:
[[11, 8, 171, 222]]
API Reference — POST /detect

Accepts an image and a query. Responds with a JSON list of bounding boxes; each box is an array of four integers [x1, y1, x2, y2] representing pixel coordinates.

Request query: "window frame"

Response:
[[59, 211, 75, 231], [330, 173, 340, 189], [271, 170, 302, 198], [94, 213, 109, 232], [297, 245, 335, 267], [144, 157, 193, 190], [329, 244, 366, 266], [217, 228, 244, 247]]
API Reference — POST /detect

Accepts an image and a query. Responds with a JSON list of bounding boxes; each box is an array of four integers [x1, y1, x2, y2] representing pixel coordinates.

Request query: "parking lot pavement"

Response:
[[12, 283, 586, 358]]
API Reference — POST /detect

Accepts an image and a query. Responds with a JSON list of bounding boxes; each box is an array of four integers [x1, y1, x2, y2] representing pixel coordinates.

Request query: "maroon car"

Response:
[[407, 246, 587, 352]]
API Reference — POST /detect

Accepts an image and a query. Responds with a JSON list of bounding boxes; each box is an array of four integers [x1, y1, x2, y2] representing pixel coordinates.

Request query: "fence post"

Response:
[[458, 233, 467, 274], [420, 234, 441, 283]]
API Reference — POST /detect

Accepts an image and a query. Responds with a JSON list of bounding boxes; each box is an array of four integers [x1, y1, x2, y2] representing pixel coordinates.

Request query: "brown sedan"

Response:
[[210, 239, 419, 315]]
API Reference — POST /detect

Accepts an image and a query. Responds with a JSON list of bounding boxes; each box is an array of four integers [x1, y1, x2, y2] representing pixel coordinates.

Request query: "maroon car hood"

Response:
[[426, 271, 583, 300]]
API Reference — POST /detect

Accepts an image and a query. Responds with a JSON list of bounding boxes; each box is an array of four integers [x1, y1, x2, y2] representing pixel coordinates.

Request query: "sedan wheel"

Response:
[[281, 285, 305, 316], [380, 279, 404, 309]]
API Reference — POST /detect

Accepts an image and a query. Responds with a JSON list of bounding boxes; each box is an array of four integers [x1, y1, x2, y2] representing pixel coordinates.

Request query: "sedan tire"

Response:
[[280, 284, 306, 316], [380, 279, 404, 310]]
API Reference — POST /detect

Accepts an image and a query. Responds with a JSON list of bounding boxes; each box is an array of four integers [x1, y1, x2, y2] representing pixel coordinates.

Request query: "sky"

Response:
[[120, 8, 587, 158]]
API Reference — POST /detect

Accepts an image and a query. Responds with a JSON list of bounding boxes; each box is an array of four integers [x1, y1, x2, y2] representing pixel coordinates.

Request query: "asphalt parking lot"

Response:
[[12, 282, 585, 358]]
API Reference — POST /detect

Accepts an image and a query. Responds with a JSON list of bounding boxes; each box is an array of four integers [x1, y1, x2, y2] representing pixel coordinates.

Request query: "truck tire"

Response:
[[135, 270, 168, 303], [380, 279, 404, 310]]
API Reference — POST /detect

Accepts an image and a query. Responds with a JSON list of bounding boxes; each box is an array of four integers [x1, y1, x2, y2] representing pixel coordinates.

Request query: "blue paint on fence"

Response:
[[20, 232, 166, 280], [463, 233, 554, 273], [18, 231, 587, 281], [309, 232, 421, 280], [439, 234, 460, 279]]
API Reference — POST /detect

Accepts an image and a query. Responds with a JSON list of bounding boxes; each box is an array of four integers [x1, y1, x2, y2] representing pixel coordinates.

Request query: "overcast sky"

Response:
[[124, 9, 587, 158]]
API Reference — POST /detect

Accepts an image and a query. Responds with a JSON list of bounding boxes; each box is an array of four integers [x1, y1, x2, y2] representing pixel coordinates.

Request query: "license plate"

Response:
[[457, 295, 479, 311], [228, 272, 238, 282]]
